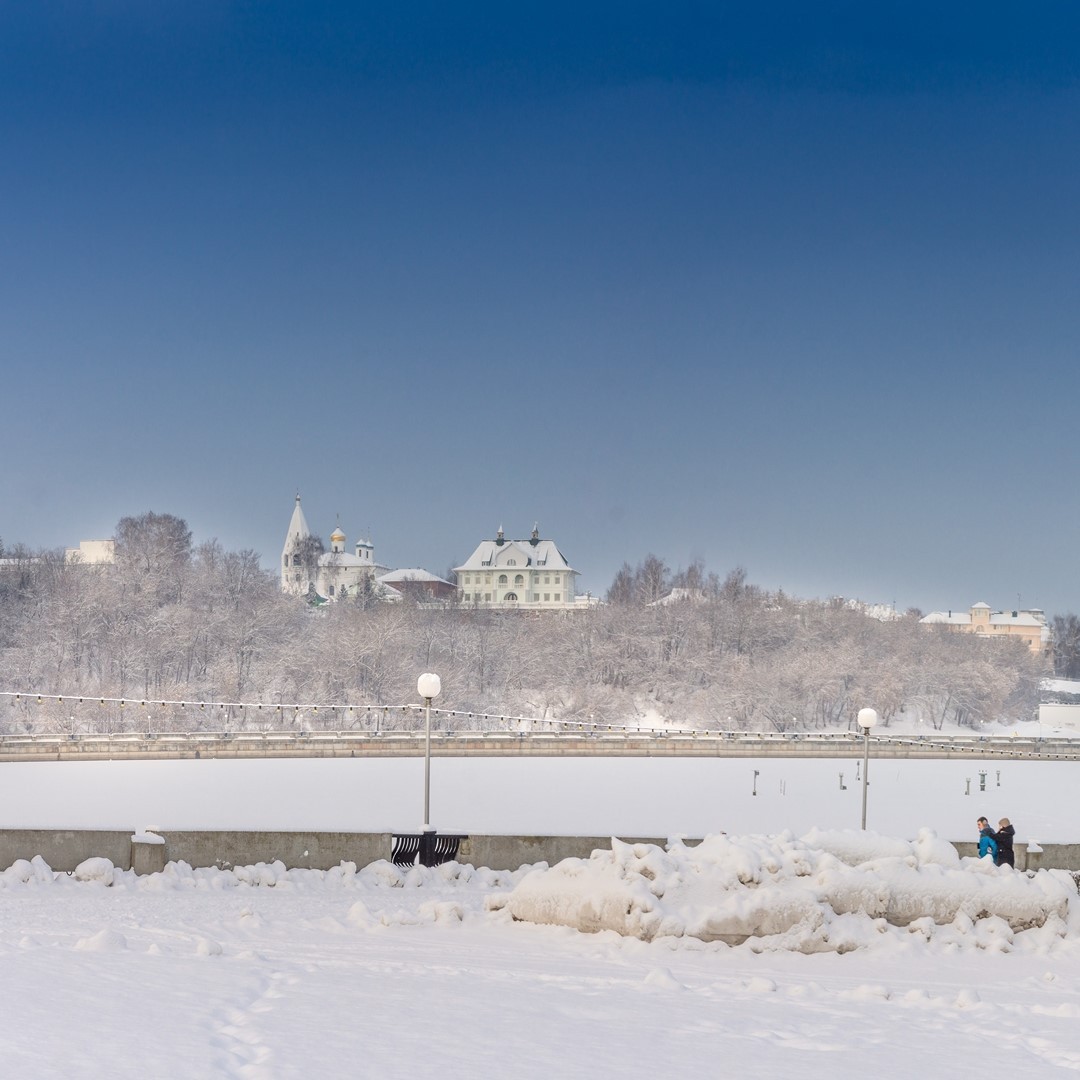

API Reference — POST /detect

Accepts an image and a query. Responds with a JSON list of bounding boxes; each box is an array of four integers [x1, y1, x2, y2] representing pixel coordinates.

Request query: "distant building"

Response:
[[650, 588, 708, 607], [280, 495, 381, 600], [376, 568, 456, 602], [920, 602, 1049, 654], [455, 525, 578, 610], [65, 539, 115, 565]]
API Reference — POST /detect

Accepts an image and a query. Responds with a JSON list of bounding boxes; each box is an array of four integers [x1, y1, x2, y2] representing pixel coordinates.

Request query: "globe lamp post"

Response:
[[857, 708, 879, 830], [417, 673, 442, 831]]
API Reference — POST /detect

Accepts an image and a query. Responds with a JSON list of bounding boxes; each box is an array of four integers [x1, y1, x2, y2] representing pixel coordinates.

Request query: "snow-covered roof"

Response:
[[282, 495, 311, 549], [990, 612, 1044, 628], [920, 611, 972, 626], [318, 552, 370, 569], [455, 536, 576, 574], [921, 606, 1048, 631], [377, 568, 453, 586], [649, 588, 708, 607]]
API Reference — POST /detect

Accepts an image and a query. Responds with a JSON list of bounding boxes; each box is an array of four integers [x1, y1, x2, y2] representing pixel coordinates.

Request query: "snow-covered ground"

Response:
[[5, 753, 1080, 1077], [3, 834, 1080, 1078]]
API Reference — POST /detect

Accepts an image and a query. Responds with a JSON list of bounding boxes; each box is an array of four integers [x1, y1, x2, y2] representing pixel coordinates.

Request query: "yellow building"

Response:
[[919, 602, 1049, 654]]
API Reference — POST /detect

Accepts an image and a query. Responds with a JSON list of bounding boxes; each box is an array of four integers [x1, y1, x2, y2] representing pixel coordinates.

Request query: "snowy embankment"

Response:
[[5, 828, 1076, 957], [500, 829, 1077, 951], [4, 833, 1080, 1078]]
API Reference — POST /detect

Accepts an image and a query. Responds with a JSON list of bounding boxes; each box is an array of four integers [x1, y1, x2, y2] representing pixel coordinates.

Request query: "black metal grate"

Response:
[[391, 832, 467, 867]]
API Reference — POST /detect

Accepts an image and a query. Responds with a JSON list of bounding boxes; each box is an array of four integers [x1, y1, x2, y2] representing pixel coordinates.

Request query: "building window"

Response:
[[283, 555, 288, 568], [505, 592, 518, 601], [554, 574, 561, 584], [544, 593, 550, 601], [515, 574, 524, 586], [329, 585, 335, 595], [554, 593, 561, 602], [293, 554, 301, 566], [484, 592, 491, 602], [545, 575, 550, 583], [499, 574, 508, 585]]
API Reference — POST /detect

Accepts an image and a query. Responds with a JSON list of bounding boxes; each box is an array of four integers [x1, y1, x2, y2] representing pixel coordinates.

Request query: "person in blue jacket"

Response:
[[977, 817, 998, 861]]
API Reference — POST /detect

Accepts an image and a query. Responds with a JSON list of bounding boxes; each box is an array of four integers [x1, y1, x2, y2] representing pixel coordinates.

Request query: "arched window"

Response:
[[515, 574, 524, 586], [505, 592, 518, 602], [499, 574, 508, 585]]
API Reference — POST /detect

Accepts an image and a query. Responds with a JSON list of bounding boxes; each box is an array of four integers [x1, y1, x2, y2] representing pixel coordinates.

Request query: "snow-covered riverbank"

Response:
[[3, 831, 1080, 1079]]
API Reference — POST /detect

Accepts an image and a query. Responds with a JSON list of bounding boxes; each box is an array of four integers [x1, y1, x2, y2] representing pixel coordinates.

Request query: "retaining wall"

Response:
[[4, 831, 1080, 874]]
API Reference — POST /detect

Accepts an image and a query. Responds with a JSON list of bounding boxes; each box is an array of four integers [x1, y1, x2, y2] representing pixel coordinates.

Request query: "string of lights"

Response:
[[0, 692, 701, 736], [1, 693, 1076, 757]]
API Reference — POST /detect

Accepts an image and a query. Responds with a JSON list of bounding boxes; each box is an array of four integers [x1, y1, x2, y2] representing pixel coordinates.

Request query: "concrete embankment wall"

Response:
[[3, 830, 1080, 874]]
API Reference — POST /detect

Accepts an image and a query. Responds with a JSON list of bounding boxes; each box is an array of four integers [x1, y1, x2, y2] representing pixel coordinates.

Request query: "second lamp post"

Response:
[[857, 707, 879, 829], [417, 672, 442, 832]]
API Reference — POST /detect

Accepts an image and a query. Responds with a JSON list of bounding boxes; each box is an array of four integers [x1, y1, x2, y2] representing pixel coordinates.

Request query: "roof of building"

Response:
[[920, 611, 971, 626], [318, 551, 371, 569], [283, 494, 311, 550], [454, 533, 576, 574], [649, 588, 708, 607], [377, 568, 453, 586], [920, 606, 1048, 630]]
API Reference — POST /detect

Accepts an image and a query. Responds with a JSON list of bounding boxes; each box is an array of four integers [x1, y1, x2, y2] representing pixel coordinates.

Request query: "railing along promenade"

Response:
[[0, 693, 1075, 762]]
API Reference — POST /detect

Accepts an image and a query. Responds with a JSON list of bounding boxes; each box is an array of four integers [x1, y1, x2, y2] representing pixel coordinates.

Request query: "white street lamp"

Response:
[[417, 673, 442, 831], [857, 708, 879, 830]]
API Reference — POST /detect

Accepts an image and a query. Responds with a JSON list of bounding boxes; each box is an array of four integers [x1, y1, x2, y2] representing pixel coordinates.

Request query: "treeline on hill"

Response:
[[0, 513, 1051, 734]]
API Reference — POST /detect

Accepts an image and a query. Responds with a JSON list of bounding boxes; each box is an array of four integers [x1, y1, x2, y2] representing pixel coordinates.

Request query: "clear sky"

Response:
[[4, 3, 1080, 613]]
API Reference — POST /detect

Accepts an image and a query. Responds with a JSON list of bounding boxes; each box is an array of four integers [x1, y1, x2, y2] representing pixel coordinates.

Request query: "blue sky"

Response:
[[4, 3, 1080, 612]]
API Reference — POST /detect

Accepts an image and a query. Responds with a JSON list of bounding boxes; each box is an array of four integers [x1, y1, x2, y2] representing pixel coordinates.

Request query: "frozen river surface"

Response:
[[0, 755, 1071, 842]]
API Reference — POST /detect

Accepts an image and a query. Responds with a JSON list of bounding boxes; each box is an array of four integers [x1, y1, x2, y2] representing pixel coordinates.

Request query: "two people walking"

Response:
[[977, 816, 1015, 867]]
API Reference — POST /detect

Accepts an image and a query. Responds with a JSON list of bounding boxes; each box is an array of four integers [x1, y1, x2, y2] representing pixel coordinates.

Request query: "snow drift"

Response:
[[498, 829, 1076, 951]]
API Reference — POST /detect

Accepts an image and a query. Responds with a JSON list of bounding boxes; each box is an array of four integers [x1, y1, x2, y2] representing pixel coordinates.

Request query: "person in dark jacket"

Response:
[[994, 817, 1016, 868], [977, 817, 998, 861]]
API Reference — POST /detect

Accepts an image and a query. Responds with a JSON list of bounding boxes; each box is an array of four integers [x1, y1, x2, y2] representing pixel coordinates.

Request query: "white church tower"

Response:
[[281, 493, 314, 595], [280, 494, 380, 600]]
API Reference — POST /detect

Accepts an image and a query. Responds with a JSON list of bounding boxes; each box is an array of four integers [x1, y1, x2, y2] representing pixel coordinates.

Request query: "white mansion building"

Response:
[[455, 526, 579, 609]]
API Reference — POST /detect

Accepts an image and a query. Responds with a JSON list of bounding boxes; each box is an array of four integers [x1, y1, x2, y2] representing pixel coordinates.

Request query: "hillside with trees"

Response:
[[0, 515, 1048, 734]]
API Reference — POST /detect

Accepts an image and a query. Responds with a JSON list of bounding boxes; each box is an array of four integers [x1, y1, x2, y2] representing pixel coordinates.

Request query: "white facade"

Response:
[[280, 495, 378, 600], [455, 526, 578, 610], [65, 539, 116, 565]]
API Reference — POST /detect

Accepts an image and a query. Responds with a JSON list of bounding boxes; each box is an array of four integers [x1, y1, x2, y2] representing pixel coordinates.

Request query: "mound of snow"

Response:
[[73, 858, 116, 885], [74, 928, 127, 952], [503, 831, 1074, 952]]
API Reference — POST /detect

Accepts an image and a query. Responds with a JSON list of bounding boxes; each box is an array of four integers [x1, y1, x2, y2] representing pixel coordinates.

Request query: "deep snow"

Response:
[[3, 834, 1080, 1079], [4, 752, 1080, 1077]]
